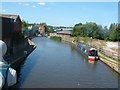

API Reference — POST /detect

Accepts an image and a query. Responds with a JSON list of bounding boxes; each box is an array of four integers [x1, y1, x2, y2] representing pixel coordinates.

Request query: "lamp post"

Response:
[[90, 37, 92, 47]]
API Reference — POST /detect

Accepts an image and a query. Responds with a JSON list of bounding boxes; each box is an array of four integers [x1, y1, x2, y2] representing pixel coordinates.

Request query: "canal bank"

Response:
[[98, 52, 120, 74], [54, 36, 120, 74]]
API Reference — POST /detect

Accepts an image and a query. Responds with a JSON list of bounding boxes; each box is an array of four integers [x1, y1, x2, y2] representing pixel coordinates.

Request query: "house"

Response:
[[39, 25, 46, 36], [27, 24, 39, 36], [0, 14, 22, 55], [28, 25, 33, 30]]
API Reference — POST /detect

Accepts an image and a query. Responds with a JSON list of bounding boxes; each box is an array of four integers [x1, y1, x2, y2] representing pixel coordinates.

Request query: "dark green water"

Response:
[[12, 37, 120, 88]]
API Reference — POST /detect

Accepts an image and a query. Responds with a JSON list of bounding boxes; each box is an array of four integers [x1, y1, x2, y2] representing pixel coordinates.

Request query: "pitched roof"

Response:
[[0, 14, 19, 21]]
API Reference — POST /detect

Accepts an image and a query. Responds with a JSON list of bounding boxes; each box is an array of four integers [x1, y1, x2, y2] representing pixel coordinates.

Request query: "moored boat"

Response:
[[88, 48, 99, 61], [76, 42, 99, 61]]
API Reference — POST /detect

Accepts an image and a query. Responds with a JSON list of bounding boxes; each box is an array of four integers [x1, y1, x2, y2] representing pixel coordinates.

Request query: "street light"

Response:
[[90, 37, 92, 47]]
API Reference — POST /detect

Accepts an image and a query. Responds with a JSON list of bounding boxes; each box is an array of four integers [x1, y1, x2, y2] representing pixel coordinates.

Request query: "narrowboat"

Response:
[[76, 42, 99, 61], [88, 48, 99, 61]]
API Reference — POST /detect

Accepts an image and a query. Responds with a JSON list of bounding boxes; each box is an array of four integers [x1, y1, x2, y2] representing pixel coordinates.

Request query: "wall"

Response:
[[1, 17, 13, 38], [13, 16, 21, 32]]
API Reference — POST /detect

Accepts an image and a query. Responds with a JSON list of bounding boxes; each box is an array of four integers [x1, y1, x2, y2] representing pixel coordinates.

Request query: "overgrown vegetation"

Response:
[[50, 36, 62, 41], [22, 20, 29, 29], [72, 22, 120, 41]]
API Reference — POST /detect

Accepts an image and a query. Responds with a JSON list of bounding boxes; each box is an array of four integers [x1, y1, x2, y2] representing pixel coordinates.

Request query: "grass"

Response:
[[50, 36, 62, 41]]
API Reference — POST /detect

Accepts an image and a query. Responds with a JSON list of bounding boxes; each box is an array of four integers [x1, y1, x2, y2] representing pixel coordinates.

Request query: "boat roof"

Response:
[[90, 48, 97, 51]]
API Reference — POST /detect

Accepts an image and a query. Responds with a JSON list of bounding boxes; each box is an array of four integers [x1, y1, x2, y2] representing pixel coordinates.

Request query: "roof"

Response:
[[0, 14, 19, 22], [57, 30, 72, 35], [90, 48, 97, 51]]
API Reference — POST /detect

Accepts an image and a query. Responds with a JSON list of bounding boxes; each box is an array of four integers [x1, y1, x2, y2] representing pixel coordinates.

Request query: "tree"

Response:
[[22, 20, 29, 29], [72, 22, 119, 41], [109, 24, 120, 41], [92, 25, 103, 39], [115, 24, 120, 41], [72, 23, 84, 36], [83, 22, 102, 38], [103, 26, 109, 40], [47, 25, 54, 33], [109, 23, 117, 41]]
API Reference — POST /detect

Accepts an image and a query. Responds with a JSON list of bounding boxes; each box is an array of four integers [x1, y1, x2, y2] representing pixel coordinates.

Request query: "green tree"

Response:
[[22, 20, 29, 29], [83, 22, 102, 38], [92, 25, 103, 39], [72, 22, 119, 41], [47, 26, 54, 33], [109, 23, 117, 41], [103, 26, 109, 40], [109, 24, 120, 41], [72, 23, 84, 36], [115, 24, 120, 41]]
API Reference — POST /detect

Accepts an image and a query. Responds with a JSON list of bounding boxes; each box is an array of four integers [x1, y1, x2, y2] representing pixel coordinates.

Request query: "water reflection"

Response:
[[88, 60, 95, 64]]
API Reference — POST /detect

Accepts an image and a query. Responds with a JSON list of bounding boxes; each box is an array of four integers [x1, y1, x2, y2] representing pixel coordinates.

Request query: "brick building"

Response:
[[0, 14, 22, 55]]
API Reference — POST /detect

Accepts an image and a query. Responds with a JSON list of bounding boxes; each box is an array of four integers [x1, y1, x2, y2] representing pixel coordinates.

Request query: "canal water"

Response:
[[12, 37, 120, 88]]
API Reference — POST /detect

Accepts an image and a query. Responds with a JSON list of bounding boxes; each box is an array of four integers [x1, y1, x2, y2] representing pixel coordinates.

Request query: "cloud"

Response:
[[32, 5, 36, 8], [38, 2, 46, 5], [2, 9, 7, 12], [18, 3, 30, 6]]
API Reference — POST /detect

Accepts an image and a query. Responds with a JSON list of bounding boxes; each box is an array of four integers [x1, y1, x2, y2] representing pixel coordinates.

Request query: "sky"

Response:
[[1, 2, 118, 27]]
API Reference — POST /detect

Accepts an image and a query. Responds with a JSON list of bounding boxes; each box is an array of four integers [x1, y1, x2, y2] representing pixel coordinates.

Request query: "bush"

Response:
[[50, 36, 62, 41]]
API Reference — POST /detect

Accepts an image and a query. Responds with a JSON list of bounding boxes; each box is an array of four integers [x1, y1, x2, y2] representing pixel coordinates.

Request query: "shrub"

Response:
[[50, 36, 62, 41]]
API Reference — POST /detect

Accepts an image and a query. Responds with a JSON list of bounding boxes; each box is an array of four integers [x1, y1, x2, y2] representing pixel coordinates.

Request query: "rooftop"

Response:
[[0, 14, 19, 21]]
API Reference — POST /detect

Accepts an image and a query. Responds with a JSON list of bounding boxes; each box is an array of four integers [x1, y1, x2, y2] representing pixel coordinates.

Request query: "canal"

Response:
[[12, 37, 120, 88]]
